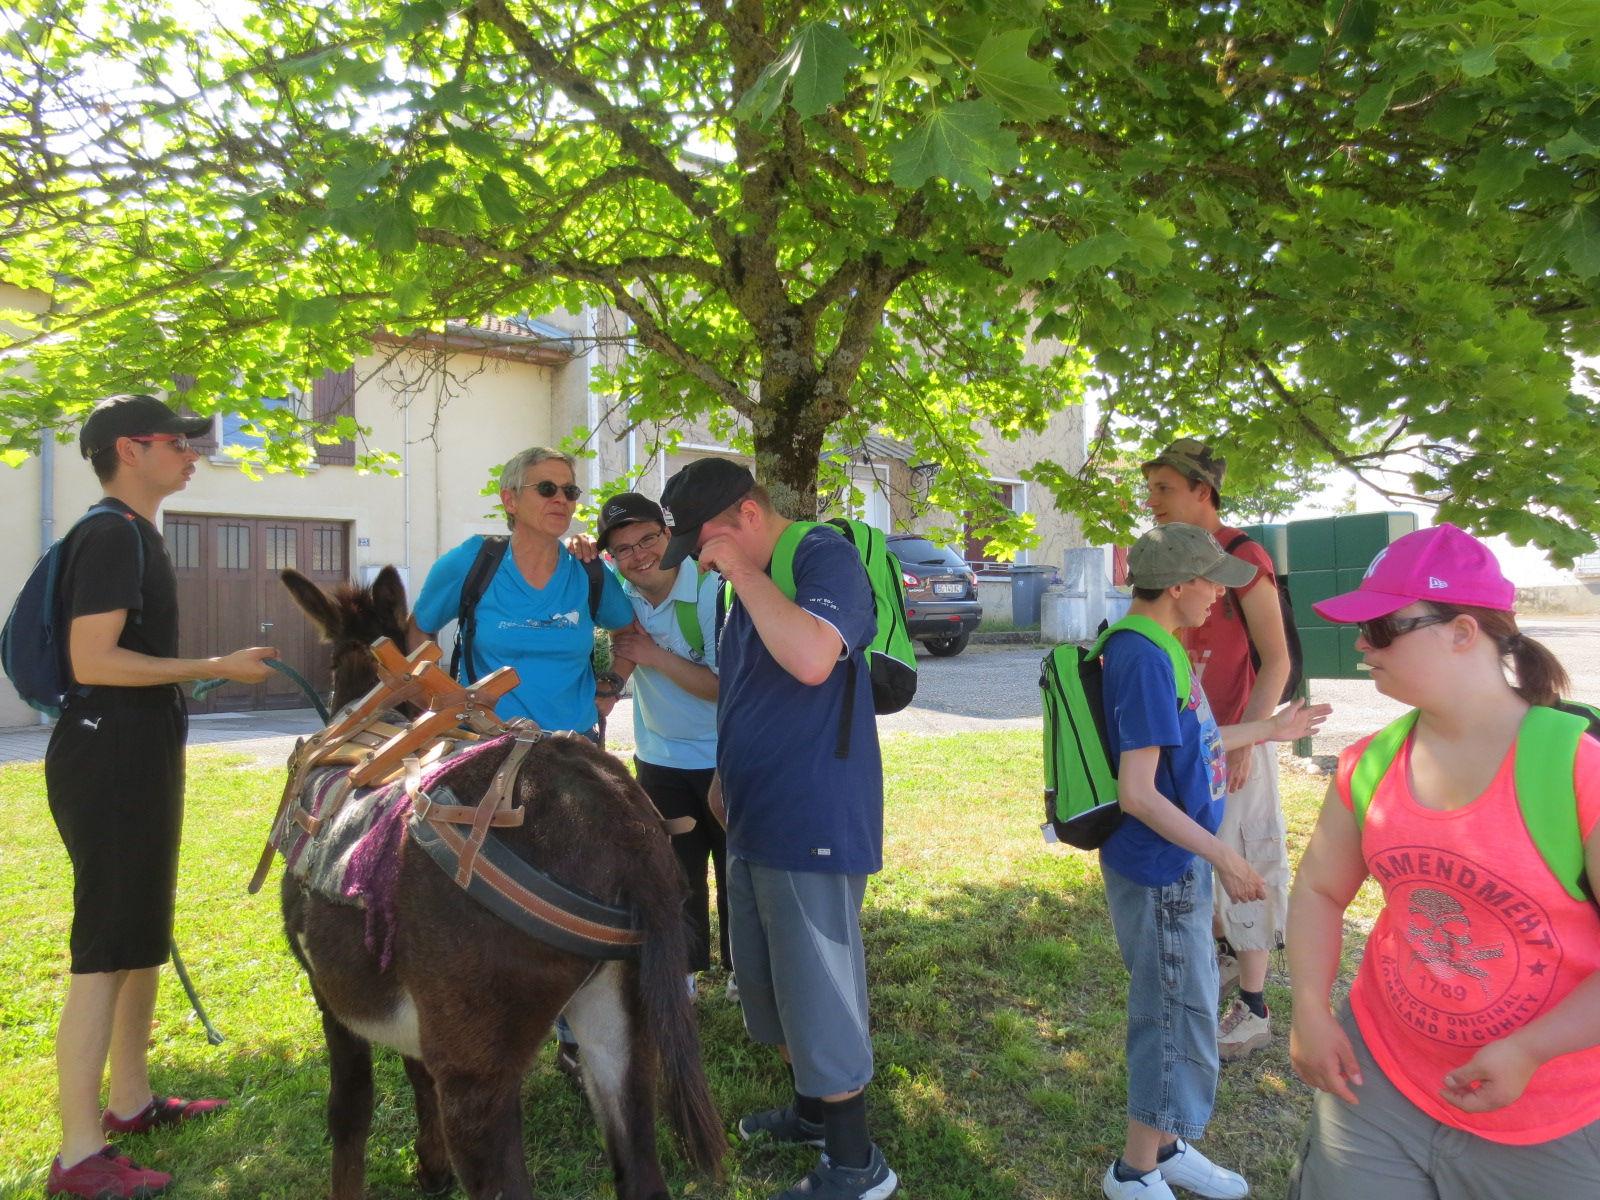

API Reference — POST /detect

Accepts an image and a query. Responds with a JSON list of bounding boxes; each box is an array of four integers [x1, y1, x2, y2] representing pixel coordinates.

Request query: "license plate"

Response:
[[933, 582, 964, 595]]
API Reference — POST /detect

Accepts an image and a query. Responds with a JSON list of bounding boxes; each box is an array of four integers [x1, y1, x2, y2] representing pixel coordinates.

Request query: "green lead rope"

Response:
[[192, 657, 331, 724]]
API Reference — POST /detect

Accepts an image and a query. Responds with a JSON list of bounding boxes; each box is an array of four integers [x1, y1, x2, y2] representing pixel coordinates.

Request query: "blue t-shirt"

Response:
[[413, 536, 633, 732], [1098, 627, 1227, 888], [619, 563, 720, 770], [717, 526, 883, 874]]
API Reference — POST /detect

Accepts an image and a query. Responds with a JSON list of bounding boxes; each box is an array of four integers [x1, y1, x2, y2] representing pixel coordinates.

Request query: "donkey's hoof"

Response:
[[416, 1166, 454, 1195]]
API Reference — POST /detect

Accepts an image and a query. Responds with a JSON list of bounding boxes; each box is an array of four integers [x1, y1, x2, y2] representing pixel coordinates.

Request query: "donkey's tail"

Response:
[[636, 875, 725, 1178]]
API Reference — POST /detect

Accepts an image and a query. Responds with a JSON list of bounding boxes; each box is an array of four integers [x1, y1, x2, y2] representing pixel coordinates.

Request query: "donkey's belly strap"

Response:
[[409, 805, 643, 960]]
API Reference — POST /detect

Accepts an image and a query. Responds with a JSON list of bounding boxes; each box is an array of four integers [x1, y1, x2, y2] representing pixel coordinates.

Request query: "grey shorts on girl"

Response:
[[1289, 1002, 1600, 1200], [727, 855, 873, 1098], [1103, 859, 1221, 1140]]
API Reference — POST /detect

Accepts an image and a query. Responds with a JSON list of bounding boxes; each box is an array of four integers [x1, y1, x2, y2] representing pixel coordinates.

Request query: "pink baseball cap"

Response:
[[1311, 523, 1514, 623]]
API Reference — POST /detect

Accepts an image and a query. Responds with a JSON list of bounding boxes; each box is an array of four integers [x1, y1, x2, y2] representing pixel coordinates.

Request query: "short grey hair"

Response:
[[499, 446, 578, 528]]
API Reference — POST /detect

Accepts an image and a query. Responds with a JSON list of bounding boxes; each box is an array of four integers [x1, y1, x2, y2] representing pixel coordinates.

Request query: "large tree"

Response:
[[2, 0, 1598, 556]]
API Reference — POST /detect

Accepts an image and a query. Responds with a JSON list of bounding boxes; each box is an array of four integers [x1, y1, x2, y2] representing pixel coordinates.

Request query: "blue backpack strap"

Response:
[[1514, 705, 1591, 904]]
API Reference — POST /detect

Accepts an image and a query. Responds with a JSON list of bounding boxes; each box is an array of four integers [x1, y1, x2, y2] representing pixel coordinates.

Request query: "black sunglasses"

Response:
[[521, 480, 582, 501], [1357, 613, 1450, 649]]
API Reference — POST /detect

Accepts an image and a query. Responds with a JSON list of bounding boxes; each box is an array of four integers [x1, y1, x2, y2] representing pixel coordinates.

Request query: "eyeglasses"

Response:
[[609, 531, 664, 561], [1357, 613, 1450, 649], [520, 480, 582, 502], [127, 434, 191, 452]]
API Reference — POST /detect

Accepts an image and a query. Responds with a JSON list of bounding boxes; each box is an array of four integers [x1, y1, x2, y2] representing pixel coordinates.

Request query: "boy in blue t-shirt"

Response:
[[657, 458, 896, 1200], [1099, 524, 1329, 1200]]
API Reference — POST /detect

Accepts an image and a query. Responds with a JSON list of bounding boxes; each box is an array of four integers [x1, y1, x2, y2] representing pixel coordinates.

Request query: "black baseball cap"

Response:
[[658, 458, 755, 569], [79, 393, 212, 458], [595, 492, 665, 551]]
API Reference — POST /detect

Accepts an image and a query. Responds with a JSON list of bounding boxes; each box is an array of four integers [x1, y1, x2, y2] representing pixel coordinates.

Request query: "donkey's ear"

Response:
[[281, 570, 340, 639], [368, 565, 409, 632]]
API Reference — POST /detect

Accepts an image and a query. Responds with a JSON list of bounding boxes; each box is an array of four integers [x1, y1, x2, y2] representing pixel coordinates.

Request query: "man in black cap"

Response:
[[593, 492, 729, 992], [45, 395, 277, 1199], [657, 458, 898, 1200]]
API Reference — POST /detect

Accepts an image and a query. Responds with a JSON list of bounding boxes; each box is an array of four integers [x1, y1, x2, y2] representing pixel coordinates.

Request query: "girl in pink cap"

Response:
[[1285, 523, 1600, 1198]]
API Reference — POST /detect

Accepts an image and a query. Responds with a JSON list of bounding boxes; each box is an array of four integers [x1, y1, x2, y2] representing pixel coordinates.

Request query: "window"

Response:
[[221, 395, 295, 451], [964, 482, 1018, 567]]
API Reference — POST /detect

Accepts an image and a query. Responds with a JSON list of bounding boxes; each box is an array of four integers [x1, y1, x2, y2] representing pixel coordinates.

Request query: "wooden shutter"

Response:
[[311, 367, 356, 465], [169, 374, 218, 454]]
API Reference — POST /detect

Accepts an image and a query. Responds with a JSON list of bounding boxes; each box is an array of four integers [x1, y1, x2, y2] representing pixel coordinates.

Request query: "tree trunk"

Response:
[[750, 398, 827, 520]]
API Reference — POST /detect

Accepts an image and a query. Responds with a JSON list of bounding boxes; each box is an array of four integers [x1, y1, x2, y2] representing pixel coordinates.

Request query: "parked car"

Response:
[[887, 533, 982, 657]]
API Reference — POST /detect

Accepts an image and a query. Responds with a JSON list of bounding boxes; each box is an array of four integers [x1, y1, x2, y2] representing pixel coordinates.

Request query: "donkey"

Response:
[[276, 565, 723, 1200]]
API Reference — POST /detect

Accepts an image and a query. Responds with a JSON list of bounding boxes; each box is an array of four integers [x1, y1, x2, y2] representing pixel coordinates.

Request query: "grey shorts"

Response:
[[1289, 1003, 1600, 1200], [727, 855, 874, 1098], [1212, 743, 1288, 953]]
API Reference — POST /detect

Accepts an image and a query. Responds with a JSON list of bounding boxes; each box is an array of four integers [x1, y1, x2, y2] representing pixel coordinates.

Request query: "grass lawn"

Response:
[[0, 732, 1378, 1199]]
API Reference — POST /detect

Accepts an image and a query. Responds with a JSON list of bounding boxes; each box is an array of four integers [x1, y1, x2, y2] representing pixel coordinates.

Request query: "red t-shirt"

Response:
[[1181, 527, 1277, 726], [1336, 730, 1600, 1144]]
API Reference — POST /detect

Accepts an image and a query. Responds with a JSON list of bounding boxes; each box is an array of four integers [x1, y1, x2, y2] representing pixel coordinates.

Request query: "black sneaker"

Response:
[[773, 1146, 898, 1199], [737, 1102, 825, 1147]]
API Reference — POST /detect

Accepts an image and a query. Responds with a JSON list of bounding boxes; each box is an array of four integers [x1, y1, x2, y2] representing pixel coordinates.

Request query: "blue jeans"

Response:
[[1103, 859, 1220, 1140]]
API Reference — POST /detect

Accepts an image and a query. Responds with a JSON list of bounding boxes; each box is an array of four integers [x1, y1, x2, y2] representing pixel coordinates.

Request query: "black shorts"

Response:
[[46, 686, 187, 974]]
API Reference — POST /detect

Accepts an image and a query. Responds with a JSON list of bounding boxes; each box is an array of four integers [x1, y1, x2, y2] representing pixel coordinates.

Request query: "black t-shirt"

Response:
[[60, 499, 180, 662]]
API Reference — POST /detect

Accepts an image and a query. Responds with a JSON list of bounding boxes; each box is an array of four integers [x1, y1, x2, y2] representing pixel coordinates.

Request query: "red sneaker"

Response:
[[47, 1145, 172, 1198], [102, 1096, 227, 1136]]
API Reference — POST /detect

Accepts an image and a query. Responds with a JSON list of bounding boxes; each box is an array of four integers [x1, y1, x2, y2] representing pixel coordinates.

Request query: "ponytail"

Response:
[[1427, 603, 1570, 708]]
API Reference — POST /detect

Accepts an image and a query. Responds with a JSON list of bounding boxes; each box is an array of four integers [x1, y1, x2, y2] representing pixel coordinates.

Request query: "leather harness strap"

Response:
[[451, 732, 543, 888]]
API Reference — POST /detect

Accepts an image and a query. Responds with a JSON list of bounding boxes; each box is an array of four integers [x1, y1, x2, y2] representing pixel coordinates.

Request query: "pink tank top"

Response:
[[1336, 729, 1600, 1144]]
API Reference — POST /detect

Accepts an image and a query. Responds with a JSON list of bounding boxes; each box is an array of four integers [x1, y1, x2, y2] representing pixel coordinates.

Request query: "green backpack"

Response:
[[770, 518, 918, 715], [1039, 615, 1190, 850], [1349, 702, 1600, 903]]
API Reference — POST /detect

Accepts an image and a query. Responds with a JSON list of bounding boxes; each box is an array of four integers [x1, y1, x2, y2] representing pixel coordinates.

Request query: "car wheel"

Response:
[[923, 630, 970, 657]]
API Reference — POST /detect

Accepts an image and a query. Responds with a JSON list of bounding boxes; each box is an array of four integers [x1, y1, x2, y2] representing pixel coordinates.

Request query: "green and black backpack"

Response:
[[1348, 700, 1600, 904], [1039, 614, 1190, 850]]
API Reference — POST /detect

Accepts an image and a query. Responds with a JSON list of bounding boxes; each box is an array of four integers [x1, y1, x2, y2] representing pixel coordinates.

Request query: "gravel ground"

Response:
[[3, 614, 1594, 767]]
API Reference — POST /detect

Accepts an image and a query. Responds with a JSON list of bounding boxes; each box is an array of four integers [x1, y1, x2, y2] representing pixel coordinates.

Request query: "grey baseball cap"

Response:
[[1141, 437, 1226, 503], [1127, 523, 1257, 590]]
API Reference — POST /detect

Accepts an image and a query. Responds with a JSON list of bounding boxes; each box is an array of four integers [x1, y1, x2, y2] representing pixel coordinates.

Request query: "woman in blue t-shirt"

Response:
[[412, 446, 633, 735]]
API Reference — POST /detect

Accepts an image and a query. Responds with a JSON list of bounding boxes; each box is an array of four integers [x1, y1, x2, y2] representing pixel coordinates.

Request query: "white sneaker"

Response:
[[1102, 1162, 1177, 1200], [726, 974, 740, 1003], [1156, 1139, 1250, 1198], [686, 973, 698, 998], [1216, 952, 1241, 1004], [1217, 998, 1272, 1061]]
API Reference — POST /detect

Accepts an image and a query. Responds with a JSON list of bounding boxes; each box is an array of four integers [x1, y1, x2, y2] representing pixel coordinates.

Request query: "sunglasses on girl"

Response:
[[1357, 612, 1450, 648], [127, 434, 192, 452], [520, 480, 582, 501]]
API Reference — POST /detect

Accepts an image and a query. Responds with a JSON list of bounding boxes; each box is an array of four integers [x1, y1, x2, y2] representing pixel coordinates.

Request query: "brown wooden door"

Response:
[[165, 514, 350, 713]]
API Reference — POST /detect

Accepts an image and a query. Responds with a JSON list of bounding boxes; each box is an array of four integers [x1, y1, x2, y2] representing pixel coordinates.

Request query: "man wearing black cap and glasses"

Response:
[[591, 492, 730, 994], [44, 395, 277, 1199], [656, 458, 897, 1200]]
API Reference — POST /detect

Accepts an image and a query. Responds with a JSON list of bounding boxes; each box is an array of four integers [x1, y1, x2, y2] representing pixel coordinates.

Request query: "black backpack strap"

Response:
[[835, 656, 856, 759], [449, 536, 509, 683], [582, 555, 605, 622]]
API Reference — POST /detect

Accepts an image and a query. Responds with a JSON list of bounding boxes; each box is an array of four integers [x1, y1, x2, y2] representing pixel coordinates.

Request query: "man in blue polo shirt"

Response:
[[593, 492, 729, 989], [658, 458, 896, 1200]]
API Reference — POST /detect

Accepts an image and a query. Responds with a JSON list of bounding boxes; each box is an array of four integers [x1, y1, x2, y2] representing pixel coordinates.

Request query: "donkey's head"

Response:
[[281, 566, 410, 713]]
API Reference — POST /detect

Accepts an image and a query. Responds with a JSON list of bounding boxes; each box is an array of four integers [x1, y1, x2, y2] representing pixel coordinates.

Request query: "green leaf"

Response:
[[1463, 144, 1532, 205], [1558, 203, 1600, 278], [1459, 44, 1500, 77], [287, 295, 341, 328], [889, 100, 1019, 196], [1124, 213, 1175, 268], [399, 159, 451, 197], [1516, 36, 1571, 70], [477, 172, 524, 226], [388, 0, 449, 40], [972, 30, 1067, 122], [391, 275, 430, 316], [1351, 84, 1391, 130], [1057, 230, 1134, 275], [1002, 230, 1065, 281], [1280, 42, 1324, 75], [1546, 128, 1599, 161], [372, 204, 418, 256], [449, 127, 501, 160], [732, 23, 862, 124], [429, 191, 481, 233]]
